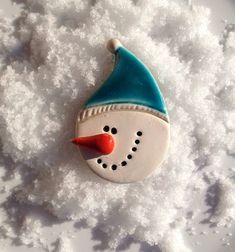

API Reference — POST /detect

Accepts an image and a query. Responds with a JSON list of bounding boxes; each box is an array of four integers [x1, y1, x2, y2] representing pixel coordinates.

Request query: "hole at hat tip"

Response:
[[97, 159, 102, 164], [103, 125, 110, 132]]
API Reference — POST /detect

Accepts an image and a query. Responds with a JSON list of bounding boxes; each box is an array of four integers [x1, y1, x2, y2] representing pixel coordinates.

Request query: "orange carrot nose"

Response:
[[71, 133, 115, 155]]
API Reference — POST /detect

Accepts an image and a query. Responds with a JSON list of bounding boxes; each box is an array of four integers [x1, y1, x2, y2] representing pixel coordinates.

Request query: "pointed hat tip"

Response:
[[107, 39, 123, 54]]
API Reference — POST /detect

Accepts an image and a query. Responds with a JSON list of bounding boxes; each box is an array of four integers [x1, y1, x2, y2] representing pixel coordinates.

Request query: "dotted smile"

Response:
[[96, 130, 143, 171]]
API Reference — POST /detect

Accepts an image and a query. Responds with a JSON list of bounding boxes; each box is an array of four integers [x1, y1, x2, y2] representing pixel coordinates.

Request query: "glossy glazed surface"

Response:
[[85, 46, 168, 115], [76, 109, 170, 183]]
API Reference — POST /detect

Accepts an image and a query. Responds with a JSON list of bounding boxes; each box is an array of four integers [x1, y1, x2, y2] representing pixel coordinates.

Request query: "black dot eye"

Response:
[[111, 128, 117, 134], [135, 140, 140, 144], [121, 161, 127, 166], [103, 126, 109, 132], [102, 163, 107, 168], [127, 154, 132, 159], [137, 131, 142, 136], [112, 164, 117, 170], [97, 159, 102, 164], [132, 147, 137, 152]]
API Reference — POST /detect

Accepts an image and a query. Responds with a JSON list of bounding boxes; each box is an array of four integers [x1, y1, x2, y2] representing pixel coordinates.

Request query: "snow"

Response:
[[54, 235, 74, 252], [0, 0, 234, 252]]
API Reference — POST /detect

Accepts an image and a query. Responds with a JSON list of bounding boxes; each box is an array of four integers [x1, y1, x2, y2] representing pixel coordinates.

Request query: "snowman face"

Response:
[[75, 109, 170, 183]]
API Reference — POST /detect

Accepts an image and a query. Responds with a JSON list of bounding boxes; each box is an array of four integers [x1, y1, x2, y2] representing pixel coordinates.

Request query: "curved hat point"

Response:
[[86, 39, 168, 118], [106, 38, 123, 54]]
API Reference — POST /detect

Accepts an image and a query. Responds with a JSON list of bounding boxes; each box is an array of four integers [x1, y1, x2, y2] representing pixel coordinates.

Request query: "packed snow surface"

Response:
[[0, 0, 234, 251]]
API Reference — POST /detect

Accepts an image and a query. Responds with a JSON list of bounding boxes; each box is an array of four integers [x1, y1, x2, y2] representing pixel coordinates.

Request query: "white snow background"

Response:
[[0, 0, 235, 251]]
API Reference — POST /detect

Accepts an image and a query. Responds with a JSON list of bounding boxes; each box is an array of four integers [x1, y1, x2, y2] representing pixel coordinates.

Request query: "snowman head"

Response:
[[72, 39, 170, 183]]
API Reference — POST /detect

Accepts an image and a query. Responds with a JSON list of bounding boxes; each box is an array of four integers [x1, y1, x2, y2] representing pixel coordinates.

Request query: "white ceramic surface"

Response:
[[76, 108, 170, 183]]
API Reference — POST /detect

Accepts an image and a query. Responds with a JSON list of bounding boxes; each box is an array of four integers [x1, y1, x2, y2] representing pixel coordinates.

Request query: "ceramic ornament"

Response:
[[72, 39, 170, 183]]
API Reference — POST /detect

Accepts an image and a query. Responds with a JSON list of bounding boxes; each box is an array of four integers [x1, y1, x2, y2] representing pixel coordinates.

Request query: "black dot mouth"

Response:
[[96, 131, 143, 171], [111, 164, 117, 170], [137, 131, 142, 136], [132, 147, 137, 152], [121, 161, 127, 166]]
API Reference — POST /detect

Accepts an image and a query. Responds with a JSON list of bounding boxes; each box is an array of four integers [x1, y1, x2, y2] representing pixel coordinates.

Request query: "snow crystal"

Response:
[[0, 0, 234, 252], [54, 235, 74, 252], [160, 230, 191, 252], [20, 216, 43, 247]]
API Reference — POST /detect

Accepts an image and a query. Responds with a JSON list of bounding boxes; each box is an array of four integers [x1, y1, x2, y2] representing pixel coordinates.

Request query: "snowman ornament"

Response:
[[72, 39, 170, 183]]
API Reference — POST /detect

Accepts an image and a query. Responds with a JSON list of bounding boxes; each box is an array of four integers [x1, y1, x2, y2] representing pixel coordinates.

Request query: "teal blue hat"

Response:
[[83, 39, 168, 122]]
